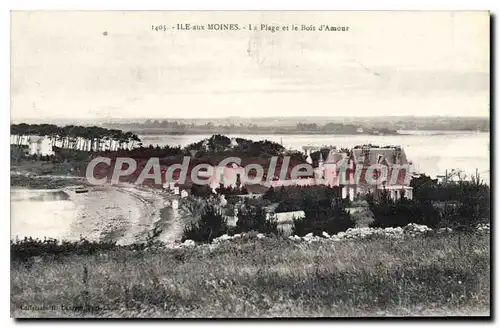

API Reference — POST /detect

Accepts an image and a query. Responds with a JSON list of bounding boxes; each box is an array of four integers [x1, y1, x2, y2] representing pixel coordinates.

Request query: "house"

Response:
[[180, 189, 189, 198], [353, 146, 412, 200], [321, 146, 413, 200], [27, 136, 54, 156]]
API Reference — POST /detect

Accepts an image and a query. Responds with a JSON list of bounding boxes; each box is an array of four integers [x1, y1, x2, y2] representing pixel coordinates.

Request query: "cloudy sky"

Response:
[[11, 11, 489, 120]]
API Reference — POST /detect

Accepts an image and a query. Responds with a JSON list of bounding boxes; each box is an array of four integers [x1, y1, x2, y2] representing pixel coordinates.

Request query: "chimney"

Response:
[[362, 146, 370, 162], [394, 146, 401, 164]]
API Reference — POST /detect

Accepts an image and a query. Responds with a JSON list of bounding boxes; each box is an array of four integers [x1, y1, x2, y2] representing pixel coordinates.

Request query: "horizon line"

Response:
[[10, 114, 491, 122]]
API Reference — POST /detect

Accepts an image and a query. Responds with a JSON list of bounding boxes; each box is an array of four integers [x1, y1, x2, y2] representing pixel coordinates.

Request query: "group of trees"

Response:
[[184, 134, 233, 154], [262, 185, 354, 236], [215, 183, 248, 196], [11, 124, 290, 164], [368, 173, 490, 230], [233, 138, 286, 157], [121, 134, 287, 161], [109, 144, 184, 159], [10, 123, 141, 152], [182, 206, 229, 243], [181, 199, 280, 243], [367, 192, 439, 228], [233, 200, 279, 235], [263, 185, 344, 213], [291, 193, 354, 236], [184, 134, 286, 158]]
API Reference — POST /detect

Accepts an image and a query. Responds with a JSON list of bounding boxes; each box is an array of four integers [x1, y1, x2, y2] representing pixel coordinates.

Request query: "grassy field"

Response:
[[11, 232, 490, 318]]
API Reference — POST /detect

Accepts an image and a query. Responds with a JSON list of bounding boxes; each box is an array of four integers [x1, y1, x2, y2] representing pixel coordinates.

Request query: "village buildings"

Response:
[[200, 145, 414, 201]]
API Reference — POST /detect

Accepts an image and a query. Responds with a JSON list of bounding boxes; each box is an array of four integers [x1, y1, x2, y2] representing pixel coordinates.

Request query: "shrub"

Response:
[[234, 200, 279, 235], [367, 189, 442, 229], [407, 173, 491, 229], [263, 185, 342, 213], [454, 177, 490, 228], [190, 184, 214, 198], [275, 197, 302, 212], [10, 237, 120, 262], [182, 205, 228, 243], [215, 184, 248, 196], [292, 195, 354, 236]]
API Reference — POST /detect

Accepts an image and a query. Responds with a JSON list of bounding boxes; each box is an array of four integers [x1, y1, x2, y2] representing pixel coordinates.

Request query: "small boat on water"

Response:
[[62, 186, 89, 196]]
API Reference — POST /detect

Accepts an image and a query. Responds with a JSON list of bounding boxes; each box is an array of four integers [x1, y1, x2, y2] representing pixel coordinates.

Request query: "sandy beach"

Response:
[[11, 176, 182, 245]]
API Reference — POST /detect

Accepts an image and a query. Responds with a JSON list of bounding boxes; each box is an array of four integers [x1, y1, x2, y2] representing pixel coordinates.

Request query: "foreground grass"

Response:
[[11, 233, 490, 318]]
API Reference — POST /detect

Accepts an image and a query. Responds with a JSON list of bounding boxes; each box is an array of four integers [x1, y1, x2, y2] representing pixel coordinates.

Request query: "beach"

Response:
[[11, 174, 181, 245]]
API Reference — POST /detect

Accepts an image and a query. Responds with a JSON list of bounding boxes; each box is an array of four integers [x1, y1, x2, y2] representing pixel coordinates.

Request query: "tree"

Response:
[[406, 172, 490, 230], [190, 184, 213, 198], [10, 123, 142, 153], [454, 173, 490, 229], [410, 174, 438, 202], [182, 205, 228, 243], [179, 196, 206, 218], [235, 200, 279, 234], [367, 188, 442, 229], [292, 194, 354, 236]]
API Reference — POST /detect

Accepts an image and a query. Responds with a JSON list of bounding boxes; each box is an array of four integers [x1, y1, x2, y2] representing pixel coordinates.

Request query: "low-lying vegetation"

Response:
[[367, 173, 490, 230], [11, 232, 490, 318], [181, 206, 229, 243]]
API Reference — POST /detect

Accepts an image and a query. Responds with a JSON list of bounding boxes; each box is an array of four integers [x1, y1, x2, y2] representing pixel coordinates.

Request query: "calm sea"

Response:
[[11, 188, 77, 240], [139, 131, 490, 183]]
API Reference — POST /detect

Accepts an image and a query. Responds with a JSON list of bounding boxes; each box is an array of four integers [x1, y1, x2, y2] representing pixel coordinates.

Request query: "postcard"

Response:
[[10, 11, 490, 318]]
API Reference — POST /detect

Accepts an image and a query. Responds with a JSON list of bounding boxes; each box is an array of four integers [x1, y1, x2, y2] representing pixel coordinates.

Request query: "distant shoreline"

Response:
[[131, 130, 402, 136], [129, 130, 488, 136]]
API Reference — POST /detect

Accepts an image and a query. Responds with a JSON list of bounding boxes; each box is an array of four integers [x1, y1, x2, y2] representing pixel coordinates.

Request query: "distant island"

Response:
[[12, 116, 489, 135], [103, 120, 399, 136]]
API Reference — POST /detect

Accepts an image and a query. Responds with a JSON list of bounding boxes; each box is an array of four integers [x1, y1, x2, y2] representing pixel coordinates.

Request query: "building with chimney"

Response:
[[320, 146, 413, 200]]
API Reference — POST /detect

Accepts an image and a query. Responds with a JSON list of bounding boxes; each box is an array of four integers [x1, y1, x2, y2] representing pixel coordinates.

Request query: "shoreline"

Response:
[[10, 171, 182, 245], [107, 129, 489, 136]]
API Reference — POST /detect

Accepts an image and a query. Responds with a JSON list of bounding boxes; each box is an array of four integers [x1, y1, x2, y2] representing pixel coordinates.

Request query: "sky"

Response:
[[11, 11, 490, 120]]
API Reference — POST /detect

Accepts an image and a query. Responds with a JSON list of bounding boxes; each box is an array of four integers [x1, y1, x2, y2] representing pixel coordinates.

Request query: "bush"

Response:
[[263, 185, 342, 213], [408, 174, 491, 229], [454, 178, 490, 228], [367, 190, 441, 229], [10, 233, 490, 317], [275, 197, 302, 212], [190, 184, 214, 198], [11, 237, 121, 262], [234, 200, 279, 235], [292, 196, 354, 236], [368, 175, 491, 230], [182, 205, 228, 243], [215, 184, 248, 196]]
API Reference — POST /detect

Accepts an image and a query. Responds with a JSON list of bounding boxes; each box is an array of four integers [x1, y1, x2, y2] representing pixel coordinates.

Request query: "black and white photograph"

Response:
[[9, 10, 490, 318]]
